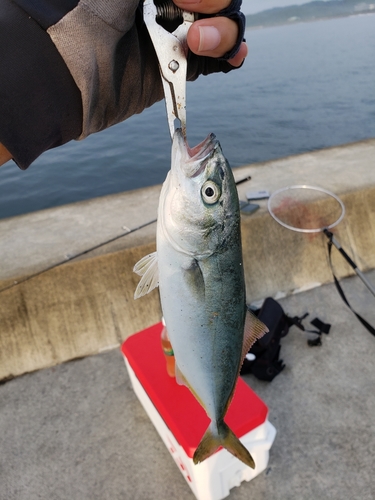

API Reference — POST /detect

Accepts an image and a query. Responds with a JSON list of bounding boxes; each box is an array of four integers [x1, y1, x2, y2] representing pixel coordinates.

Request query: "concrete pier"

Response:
[[1, 139, 375, 500], [1, 271, 375, 499], [1, 138, 374, 380]]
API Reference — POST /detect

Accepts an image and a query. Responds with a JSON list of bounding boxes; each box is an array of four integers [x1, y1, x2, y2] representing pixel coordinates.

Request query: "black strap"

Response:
[[286, 313, 331, 347], [286, 313, 330, 336], [327, 238, 375, 337]]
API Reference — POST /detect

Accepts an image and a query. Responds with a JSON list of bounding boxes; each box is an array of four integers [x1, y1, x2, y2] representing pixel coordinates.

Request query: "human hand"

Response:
[[0, 143, 12, 167], [173, 0, 248, 67]]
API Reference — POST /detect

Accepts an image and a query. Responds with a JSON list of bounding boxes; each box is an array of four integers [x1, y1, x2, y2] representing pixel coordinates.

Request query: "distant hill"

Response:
[[246, 0, 375, 28]]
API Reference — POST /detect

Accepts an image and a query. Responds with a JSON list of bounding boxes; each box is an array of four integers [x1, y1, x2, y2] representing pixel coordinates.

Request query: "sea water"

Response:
[[0, 14, 374, 219]]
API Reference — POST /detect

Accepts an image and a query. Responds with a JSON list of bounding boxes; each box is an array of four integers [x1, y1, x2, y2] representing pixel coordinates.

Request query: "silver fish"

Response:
[[134, 130, 268, 468]]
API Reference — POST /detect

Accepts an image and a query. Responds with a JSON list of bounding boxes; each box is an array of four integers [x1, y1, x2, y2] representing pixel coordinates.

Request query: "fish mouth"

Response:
[[173, 129, 218, 178]]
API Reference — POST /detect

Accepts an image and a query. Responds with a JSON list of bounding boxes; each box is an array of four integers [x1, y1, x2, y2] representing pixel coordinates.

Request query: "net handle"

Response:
[[267, 184, 346, 233]]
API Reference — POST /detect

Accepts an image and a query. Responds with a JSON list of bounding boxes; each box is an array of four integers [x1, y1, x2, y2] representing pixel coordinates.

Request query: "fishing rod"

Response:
[[2, 175, 252, 294], [235, 175, 251, 186], [0, 218, 157, 294]]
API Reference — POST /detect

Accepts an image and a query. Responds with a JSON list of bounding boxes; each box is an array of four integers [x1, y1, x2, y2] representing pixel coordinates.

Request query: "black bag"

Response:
[[241, 298, 288, 381], [240, 297, 331, 382]]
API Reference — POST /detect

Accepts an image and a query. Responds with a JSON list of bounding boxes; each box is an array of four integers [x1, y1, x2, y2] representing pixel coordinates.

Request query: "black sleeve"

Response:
[[0, 0, 82, 170], [0, 0, 245, 170]]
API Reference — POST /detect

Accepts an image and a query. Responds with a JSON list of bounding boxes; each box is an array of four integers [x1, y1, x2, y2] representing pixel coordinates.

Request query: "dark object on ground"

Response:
[[241, 297, 331, 381]]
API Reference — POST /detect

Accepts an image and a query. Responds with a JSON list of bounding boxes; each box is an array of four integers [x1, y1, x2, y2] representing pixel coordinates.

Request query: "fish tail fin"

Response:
[[193, 421, 255, 469]]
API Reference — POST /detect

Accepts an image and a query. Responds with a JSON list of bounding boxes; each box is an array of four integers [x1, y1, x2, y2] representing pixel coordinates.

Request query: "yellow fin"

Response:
[[241, 309, 269, 367], [193, 421, 255, 469]]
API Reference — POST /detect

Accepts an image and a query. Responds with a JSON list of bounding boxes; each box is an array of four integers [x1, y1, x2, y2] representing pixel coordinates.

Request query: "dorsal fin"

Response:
[[223, 311, 269, 417], [133, 251, 159, 299], [240, 309, 269, 367]]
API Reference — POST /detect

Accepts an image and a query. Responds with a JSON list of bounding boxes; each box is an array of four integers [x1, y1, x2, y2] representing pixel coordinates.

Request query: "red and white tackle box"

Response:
[[121, 323, 276, 500]]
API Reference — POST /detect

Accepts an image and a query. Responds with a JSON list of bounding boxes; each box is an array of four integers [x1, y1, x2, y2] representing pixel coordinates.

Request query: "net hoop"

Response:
[[268, 185, 345, 233]]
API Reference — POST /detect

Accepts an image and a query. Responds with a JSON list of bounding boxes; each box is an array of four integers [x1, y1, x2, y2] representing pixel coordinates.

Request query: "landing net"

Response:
[[268, 185, 345, 234]]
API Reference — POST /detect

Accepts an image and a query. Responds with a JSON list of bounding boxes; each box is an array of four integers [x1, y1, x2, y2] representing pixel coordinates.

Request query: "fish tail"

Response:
[[193, 420, 255, 469]]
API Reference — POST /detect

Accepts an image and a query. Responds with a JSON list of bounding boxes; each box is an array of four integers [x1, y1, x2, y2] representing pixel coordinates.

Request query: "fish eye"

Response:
[[201, 181, 221, 205]]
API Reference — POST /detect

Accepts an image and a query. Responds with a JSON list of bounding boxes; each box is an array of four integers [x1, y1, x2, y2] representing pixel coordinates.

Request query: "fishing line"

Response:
[[268, 185, 375, 336], [0, 218, 157, 294]]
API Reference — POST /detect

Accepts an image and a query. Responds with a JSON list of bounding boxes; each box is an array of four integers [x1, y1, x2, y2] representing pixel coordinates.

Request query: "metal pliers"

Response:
[[144, 0, 195, 139]]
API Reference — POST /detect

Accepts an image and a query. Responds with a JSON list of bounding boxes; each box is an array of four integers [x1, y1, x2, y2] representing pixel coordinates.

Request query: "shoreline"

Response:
[[246, 10, 375, 31]]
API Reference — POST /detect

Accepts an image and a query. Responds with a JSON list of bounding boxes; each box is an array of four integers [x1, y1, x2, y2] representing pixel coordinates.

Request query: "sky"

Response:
[[241, 0, 320, 15]]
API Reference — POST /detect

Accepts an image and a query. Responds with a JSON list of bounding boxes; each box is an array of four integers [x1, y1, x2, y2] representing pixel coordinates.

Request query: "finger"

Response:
[[173, 0, 232, 15], [228, 41, 248, 67], [0, 143, 12, 166], [187, 16, 241, 59]]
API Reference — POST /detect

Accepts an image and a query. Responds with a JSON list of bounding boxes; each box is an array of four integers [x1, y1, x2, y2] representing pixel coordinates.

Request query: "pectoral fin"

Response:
[[240, 309, 269, 367], [133, 252, 159, 299]]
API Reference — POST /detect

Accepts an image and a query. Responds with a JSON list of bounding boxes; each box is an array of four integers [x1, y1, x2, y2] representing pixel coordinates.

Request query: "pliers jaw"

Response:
[[144, 0, 194, 140]]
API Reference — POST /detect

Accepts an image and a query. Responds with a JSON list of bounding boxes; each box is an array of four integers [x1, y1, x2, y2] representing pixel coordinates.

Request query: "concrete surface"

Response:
[[0, 241, 161, 381], [0, 184, 160, 285], [1, 270, 375, 500], [1, 139, 375, 380]]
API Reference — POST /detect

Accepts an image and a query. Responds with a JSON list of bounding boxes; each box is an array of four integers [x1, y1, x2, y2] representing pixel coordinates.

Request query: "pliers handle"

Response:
[[144, 0, 195, 139]]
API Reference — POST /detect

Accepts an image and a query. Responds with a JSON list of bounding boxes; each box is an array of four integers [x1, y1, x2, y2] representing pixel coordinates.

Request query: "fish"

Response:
[[133, 129, 268, 468]]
